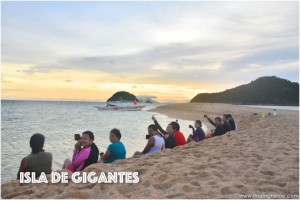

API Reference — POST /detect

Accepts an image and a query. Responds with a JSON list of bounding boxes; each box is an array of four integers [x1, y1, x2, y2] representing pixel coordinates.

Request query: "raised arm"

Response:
[[204, 115, 216, 127], [189, 125, 195, 134], [72, 147, 91, 169], [152, 115, 168, 135]]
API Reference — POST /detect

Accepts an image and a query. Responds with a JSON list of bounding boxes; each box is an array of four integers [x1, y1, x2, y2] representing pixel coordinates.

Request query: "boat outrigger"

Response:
[[95, 105, 146, 111], [95, 100, 145, 111]]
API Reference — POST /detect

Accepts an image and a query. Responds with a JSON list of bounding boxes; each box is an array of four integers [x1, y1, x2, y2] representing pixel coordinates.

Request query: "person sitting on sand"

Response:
[[99, 129, 126, 163], [63, 131, 99, 172], [222, 114, 231, 132], [227, 114, 236, 130], [169, 121, 186, 146], [17, 133, 52, 179], [151, 115, 176, 149], [187, 120, 206, 143], [204, 115, 225, 136], [133, 124, 165, 156]]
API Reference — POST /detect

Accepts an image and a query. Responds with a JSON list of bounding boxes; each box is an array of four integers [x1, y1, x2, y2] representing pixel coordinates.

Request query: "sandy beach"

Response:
[[1, 103, 299, 199]]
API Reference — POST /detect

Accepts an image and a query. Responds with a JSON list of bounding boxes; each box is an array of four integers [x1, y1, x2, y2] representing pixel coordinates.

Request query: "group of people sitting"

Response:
[[204, 114, 236, 137], [17, 113, 236, 179]]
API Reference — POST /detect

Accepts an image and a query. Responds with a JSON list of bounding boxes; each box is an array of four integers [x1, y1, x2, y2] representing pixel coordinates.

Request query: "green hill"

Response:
[[107, 91, 139, 102], [190, 76, 299, 105]]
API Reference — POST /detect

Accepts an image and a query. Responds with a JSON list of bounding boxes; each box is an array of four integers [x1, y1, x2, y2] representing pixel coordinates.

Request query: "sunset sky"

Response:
[[2, 1, 299, 102]]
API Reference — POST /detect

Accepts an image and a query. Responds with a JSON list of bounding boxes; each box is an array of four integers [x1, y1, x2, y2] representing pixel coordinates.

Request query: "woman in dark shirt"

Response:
[[187, 120, 206, 143], [151, 115, 176, 149]]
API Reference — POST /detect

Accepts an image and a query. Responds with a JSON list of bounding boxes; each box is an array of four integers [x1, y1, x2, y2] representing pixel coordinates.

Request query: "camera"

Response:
[[74, 134, 81, 141], [145, 135, 150, 139]]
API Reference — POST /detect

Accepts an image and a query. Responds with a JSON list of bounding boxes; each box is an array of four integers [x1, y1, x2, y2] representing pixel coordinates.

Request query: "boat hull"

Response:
[[95, 106, 145, 111]]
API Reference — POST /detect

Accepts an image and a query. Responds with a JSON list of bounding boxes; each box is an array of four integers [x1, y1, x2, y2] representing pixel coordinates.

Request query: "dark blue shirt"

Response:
[[228, 119, 236, 130], [222, 121, 231, 133], [192, 128, 206, 142]]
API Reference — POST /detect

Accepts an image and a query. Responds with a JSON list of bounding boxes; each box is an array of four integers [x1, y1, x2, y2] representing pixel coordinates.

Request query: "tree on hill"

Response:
[[107, 91, 139, 102], [190, 76, 299, 105]]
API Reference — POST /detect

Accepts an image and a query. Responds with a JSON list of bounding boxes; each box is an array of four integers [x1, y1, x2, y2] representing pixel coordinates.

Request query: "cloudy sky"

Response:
[[2, 1, 299, 102]]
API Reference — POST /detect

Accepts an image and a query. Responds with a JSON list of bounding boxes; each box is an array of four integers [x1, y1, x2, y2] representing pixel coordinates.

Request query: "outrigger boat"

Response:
[[95, 105, 146, 111], [95, 100, 145, 111]]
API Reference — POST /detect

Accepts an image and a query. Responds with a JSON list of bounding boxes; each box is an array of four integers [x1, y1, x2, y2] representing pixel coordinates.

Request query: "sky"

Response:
[[1, 1, 299, 102]]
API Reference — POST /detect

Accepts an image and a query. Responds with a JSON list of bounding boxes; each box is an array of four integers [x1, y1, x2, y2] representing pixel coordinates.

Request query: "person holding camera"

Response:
[[63, 131, 99, 172], [99, 128, 126, 163], [187, 120, 206, 143], [133, 124, 165, 157]]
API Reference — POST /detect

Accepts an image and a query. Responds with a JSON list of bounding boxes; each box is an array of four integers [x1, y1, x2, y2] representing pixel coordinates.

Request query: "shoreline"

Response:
[[2, 103, 299, 198], [148, 102, 299, 122]]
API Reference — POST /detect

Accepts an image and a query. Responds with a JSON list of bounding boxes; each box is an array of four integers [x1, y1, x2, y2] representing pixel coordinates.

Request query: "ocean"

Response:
[[1, 100, 206, 183]]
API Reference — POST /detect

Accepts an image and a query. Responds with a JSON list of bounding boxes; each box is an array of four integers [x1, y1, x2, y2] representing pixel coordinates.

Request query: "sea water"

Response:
[[1, 100, 208, 183]]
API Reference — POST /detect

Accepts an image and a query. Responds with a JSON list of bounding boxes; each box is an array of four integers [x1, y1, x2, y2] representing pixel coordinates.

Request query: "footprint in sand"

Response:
[[153, 182, 172, 190], [260, 170, 275, 176], [181, 184, 194, 192], [253, 154, 264, 161], [257, 180, 287, 187], [165, 193, 182, 198], [221, 186, 234, 195], [190, 181, 201, 186], [208, 181, 217, 185], [288, 175, 299, 182], [36, 189, 61, 199], [252, 164, 260, 168], [214, 172, 224, 179], [135, 168, 147, 175], [198, 171, 211, 178], [235, 184, 244, 189], [153, 173, 168, 182]]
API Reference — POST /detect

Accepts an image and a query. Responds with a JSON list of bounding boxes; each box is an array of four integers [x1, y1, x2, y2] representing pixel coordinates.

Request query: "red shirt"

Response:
[[174, 131, 186, 146]]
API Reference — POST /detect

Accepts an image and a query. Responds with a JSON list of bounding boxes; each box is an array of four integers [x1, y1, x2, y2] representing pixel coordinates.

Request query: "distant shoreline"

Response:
[[148, 102, 299, 123], [2, 99, 299, 108]]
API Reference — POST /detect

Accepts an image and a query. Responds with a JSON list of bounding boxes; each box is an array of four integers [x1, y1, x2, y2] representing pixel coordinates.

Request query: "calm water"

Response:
[[1, 100, 208, 183]]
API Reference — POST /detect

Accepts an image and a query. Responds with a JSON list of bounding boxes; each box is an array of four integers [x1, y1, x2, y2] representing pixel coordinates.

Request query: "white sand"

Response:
[[1, 103, 299, 198]]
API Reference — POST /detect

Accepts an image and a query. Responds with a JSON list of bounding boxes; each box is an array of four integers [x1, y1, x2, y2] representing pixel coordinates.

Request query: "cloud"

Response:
[[2, 1, 299, 99], [224, 45, 299, 69], [136, 95, 157, 99]]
